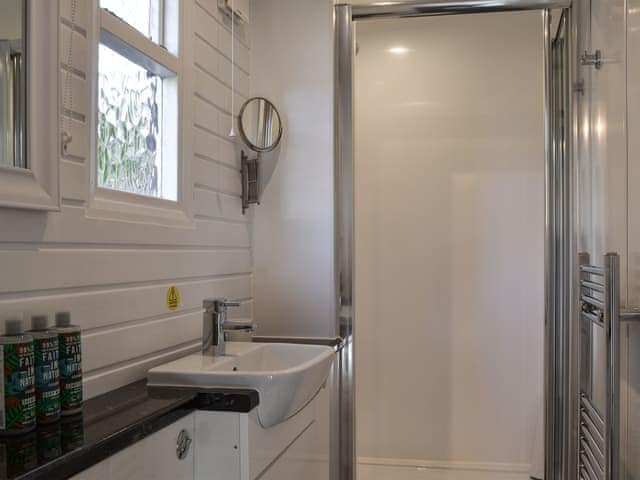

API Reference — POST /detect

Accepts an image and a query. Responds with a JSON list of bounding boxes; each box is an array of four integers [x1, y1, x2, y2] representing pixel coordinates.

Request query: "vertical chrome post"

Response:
[[559, 8, 579, 480], [545, 7, 577, 480], [604, 253, 620, 480], [543, 9, 560, 480], [334, 4, 355, 480], [567, 5, 582, 479]]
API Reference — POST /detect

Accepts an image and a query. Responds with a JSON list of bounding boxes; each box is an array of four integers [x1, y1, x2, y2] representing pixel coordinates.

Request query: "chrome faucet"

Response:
[[203, 299, 255, 356]]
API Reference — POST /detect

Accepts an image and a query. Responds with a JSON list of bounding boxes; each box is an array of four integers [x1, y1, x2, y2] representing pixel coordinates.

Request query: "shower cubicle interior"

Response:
[[354, 9, 547, 480], [334, 0, 640, 479]]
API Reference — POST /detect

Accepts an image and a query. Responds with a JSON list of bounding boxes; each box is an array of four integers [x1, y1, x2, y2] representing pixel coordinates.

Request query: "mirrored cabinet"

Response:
[[0, 0, 59, 211], [0, 0, 26, 170]]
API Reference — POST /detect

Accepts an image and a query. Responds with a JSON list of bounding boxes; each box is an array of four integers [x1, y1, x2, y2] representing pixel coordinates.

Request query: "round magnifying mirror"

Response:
[[238, 97, 283, 153]]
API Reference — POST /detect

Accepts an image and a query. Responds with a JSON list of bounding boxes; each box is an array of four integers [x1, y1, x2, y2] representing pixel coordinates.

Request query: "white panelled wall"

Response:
[[0, 0, 252, 400], [354, 12, 544, 480], [249, 0, 335, 338]]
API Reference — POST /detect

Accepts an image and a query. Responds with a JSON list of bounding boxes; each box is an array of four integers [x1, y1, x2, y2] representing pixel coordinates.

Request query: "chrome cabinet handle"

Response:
[[176, 429, 192, 460]]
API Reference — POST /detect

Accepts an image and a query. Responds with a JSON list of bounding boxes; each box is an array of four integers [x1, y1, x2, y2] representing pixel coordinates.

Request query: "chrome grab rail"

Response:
[[252, 336, 344, 350], [350, 0, 571, 20], [620, 311, 640, 322], [578, 253, 619, 480]]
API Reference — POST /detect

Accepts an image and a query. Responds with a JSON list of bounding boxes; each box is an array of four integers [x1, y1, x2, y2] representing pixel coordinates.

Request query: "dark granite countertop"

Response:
[[0, 381, 260, 480], [0, 381, 195, 480]]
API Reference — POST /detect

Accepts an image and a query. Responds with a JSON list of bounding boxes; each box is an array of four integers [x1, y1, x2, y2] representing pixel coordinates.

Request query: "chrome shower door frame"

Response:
[[334, 2, 577, 480]]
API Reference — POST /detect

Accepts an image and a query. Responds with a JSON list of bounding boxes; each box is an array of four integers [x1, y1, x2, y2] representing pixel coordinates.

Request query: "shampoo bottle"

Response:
[[55, 313, 82, 415], [28, 315, 60, 424], [0, 318, 36, 435]]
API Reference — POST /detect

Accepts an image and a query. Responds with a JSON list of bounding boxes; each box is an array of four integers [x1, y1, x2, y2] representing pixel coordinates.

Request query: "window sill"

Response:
[[0, 165, 60, 212], [87, 188, 192, 227]]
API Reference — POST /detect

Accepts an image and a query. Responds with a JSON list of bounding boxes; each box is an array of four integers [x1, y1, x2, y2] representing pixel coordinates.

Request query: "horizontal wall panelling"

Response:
[[0, 0, 252, 400]]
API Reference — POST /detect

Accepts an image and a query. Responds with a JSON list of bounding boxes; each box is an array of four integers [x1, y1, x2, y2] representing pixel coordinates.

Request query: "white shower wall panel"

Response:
[[354, 11, 545, 473]]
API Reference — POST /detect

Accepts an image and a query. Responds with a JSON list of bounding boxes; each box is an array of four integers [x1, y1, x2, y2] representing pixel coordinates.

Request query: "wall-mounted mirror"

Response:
[[238, 97, 283, 153], [0, 0, 58, 212], [0, 0, 26, 169], [238, 97, 282, 215]]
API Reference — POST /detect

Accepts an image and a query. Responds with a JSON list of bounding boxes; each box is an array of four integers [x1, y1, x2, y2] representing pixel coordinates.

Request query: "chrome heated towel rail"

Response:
[[578, 253, 623, 480]]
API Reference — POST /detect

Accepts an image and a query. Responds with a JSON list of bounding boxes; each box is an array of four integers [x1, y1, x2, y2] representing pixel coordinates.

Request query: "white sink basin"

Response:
[[147, 342, 335, 428]]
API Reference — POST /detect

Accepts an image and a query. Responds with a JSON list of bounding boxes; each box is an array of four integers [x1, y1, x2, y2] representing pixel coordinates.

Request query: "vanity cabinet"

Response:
[[195, 386, 329, 480], [69, 413, 195, 480], [68, 385, 329, 480]]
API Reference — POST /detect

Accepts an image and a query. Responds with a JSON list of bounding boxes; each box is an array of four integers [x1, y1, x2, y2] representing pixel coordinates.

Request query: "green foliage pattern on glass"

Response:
[[97, 46, 161, 198]]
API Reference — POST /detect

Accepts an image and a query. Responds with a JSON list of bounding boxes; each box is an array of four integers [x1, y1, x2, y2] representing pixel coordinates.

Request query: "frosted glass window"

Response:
[[97, 45, 177, 201], [97, 0, 179, 203]]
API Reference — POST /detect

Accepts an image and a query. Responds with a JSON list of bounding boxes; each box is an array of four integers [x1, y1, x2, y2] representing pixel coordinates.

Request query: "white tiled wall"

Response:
[[0, 0, 253, 400]]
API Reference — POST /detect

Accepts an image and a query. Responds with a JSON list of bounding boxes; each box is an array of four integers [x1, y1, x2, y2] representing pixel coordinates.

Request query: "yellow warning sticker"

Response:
[[166, 286, 180, 311]]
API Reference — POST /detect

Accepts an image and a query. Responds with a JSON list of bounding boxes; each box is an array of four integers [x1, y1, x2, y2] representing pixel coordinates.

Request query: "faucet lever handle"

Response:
[[222, 300, 241, 308], [204, 299, 241, 313], [223, 320, 256, 331]]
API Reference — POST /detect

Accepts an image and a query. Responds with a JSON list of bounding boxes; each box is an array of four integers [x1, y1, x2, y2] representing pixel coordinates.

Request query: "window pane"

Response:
[[100, 0, 161, 44], [98, 44, 176, 200]]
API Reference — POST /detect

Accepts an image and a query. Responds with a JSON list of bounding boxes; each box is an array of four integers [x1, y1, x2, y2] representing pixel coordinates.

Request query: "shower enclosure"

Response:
[[332, 1, 595, 479]]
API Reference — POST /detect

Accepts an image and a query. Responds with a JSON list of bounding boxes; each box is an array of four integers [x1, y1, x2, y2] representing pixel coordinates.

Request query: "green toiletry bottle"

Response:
[[0, 318, 36, 436], [28, 315, 61, 424], [55, 313, 82, 415]]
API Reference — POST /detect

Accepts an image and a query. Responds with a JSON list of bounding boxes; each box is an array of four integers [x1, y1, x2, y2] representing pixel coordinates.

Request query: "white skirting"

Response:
[[358, 457, 531, 480]]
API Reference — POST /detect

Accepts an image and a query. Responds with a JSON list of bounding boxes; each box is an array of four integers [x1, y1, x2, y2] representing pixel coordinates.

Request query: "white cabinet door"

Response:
[[194, 411, 241, 480], [111, 413, 195, 480], [70, 412, 195, 480], [257, 421, 328, 480], [194, 387, 331, 480], [252, 388, 330, 480]]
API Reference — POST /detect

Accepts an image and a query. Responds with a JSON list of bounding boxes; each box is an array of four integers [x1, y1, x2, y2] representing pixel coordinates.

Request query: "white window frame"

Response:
[[0, 1, 60, 211], [88, 0, 192, 225]]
